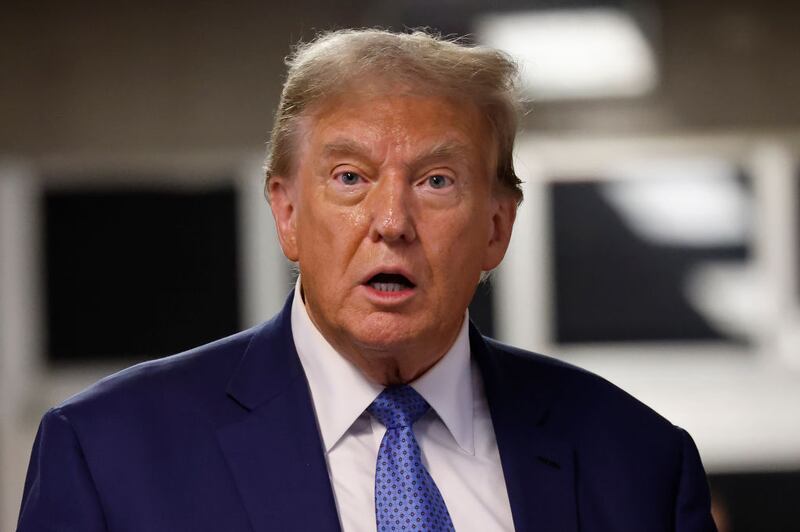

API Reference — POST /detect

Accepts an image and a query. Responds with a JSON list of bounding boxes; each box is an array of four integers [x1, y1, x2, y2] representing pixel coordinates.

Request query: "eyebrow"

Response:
[[321, 139, 373, 159], [412, 140, 472, 170]]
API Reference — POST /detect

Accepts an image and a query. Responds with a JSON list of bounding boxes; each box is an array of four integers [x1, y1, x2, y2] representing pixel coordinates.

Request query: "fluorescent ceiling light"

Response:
[[475, 8, 657, 100]]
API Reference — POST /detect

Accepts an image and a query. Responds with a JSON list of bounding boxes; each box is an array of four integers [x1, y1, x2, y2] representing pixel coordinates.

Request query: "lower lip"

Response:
[[361, 284, 416, 303]]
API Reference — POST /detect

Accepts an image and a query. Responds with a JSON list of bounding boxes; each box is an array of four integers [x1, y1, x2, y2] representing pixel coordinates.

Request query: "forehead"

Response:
[[298, 88, 494, 160]]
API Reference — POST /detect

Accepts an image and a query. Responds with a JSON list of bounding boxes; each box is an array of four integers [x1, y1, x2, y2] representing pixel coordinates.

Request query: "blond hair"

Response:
[[265, 28, 523, 202]]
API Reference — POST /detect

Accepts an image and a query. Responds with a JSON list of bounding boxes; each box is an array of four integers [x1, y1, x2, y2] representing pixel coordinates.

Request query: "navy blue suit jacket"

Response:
[[18, 292, 716, 531]]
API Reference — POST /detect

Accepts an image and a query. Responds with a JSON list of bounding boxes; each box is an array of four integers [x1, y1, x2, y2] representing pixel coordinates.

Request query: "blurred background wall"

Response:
[[1, 1, 799, 530]]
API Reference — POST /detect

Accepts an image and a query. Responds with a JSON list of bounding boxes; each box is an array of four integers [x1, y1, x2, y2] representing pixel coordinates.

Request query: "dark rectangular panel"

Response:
[[44, 184, 240, 362], [549, 174, 751, 344], [469, 280, 495, 338], [709, 470, 800, 532]]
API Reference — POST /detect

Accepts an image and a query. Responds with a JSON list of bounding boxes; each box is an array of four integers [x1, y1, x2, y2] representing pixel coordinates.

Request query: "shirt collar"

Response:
[[291, 278, 475, 455], [291, 279, 383, 453], [410, 314, 474, 455]]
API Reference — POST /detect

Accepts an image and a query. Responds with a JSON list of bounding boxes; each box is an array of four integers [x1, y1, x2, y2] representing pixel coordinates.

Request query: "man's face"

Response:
[[269, 89, 516, 366]]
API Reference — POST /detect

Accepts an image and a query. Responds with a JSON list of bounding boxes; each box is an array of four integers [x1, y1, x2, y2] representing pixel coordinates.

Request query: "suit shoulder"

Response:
[[54, 325, 261, 419], [483, 336, 676, 434], [483, 336, 595, 375], [483, 335, 614, 391]]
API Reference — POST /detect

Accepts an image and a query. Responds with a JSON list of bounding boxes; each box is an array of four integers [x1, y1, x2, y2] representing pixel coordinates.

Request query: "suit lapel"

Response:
[[471, 325, 578, 532], [217, 293, 341, 532]]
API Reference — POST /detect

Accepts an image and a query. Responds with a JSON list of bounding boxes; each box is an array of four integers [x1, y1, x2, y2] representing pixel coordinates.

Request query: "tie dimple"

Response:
[[368, 385, 430, 428], [368, 385, 456, 532]]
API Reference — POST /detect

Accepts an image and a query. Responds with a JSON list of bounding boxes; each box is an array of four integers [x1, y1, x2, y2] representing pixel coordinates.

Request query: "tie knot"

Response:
[[368, 385, 430, 429]]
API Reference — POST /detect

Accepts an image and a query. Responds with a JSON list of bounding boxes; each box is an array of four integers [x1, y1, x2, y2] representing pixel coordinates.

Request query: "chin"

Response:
[[347, 316, 425, 354]]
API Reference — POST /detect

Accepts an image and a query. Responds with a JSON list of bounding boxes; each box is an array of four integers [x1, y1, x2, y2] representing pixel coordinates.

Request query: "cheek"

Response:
[[296, 200, 369, 268], [342, 204, 370, 229], [425, 208, 490, 271]]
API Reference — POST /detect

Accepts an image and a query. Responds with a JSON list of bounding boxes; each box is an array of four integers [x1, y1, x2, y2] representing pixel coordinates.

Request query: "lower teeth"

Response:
[[371, 282, 406, 292]]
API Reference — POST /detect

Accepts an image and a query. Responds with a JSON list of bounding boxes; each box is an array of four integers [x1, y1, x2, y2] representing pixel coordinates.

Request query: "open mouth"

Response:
[[366, 272, 416, 292]]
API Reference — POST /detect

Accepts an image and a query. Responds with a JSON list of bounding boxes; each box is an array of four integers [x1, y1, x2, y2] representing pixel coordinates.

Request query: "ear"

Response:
[[267, 175, 300, 262], [481, 194, 518, 271]]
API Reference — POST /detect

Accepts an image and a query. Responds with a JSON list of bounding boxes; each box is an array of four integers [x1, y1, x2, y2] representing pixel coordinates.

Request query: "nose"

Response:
[[367, 173, 417, 244]]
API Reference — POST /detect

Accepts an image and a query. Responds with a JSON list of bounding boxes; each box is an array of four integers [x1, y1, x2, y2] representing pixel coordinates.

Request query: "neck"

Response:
[[337, 341, 452, 386], [300, 296, 463, 387], [314, 318, 463, 386]]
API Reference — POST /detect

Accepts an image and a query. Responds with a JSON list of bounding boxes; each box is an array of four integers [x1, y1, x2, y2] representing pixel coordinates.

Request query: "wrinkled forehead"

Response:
[[297, 80, 496, 154]]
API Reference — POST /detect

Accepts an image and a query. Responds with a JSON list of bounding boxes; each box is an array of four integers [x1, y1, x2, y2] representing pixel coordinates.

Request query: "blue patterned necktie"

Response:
[[368, 385, 456, 531]]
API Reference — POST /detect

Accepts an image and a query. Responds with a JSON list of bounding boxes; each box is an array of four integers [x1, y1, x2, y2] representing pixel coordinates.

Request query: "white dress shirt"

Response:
[[291, 280, 515, 531]]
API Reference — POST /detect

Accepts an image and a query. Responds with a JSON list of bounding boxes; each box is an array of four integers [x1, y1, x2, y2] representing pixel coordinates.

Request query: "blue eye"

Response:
[[427, 175, 449, 189], [339, 171, 361, 185]]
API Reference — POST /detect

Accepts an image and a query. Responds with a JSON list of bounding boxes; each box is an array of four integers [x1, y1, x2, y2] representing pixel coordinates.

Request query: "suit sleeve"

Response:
[[673, 427, 717, 532], [17, 408, 108, 532]]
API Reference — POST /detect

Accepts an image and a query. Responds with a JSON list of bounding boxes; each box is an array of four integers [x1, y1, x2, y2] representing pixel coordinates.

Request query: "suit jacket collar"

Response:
[[471, 324, 578, 532], [218, 291, 342, 532], [225, 295, 303, 410]]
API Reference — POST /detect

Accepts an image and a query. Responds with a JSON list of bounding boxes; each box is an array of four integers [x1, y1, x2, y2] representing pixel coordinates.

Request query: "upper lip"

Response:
[[361, 266, 417, 287]]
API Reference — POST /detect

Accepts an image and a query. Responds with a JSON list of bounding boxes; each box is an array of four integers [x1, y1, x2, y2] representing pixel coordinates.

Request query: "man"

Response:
[[18, 29, 717, 531]]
